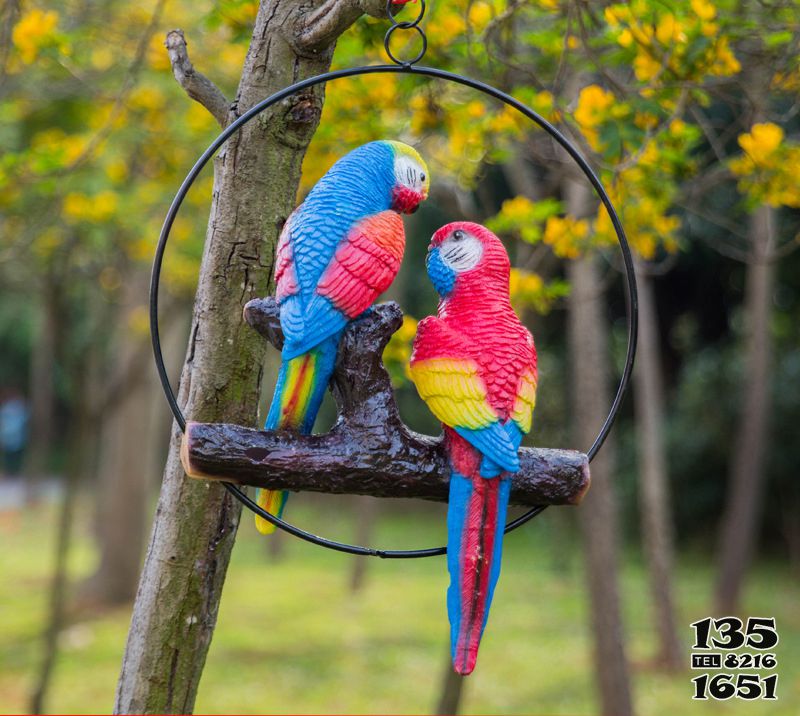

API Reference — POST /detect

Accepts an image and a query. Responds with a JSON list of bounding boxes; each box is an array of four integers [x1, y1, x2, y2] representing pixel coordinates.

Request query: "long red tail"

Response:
[[446, 468, 512, 675]]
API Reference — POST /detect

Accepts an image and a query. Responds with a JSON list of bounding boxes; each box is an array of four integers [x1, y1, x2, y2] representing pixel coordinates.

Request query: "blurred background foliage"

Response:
[[1, 0, 799, 714]]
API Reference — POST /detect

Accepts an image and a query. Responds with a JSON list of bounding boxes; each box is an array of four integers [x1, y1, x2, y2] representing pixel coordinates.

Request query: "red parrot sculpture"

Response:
[[409, 222, 537, 675]]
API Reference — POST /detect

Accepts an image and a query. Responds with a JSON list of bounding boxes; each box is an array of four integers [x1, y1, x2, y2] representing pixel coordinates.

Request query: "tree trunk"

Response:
[[114, 2, 387, 713], [632, 263, 681, 669], [433, 654, 465, 715], [29, 357, 93, 714], [24, 276, 59, 495], [566, 180, 634, 716], [82, 273, 154, 607], [348, 496, 378, 592], [715, 204, 774, 614]]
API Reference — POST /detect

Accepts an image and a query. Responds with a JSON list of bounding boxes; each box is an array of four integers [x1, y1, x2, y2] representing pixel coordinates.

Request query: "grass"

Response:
[[0, 496, 797, 714]]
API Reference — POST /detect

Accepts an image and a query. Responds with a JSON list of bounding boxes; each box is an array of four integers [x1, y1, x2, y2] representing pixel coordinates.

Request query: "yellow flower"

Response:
[[690, 0, 717, 21], [655, 14, 685, 46], [543, 215, 589, 259], [738, 123, 783, 165], [468, 2, 492, 32], [466, 100, 486, 119], [502, 196, 536, 221], [186, 102, 215, 133], [634, 51, 664, 83], [12, 9, 59, 64], [128, 86, 166, 112], [710, 37, 741, 76], [617, 28, 634, 48], [63, 190, 118, 223], [574, 85, 615, 129], [147, 33, 171, 71]]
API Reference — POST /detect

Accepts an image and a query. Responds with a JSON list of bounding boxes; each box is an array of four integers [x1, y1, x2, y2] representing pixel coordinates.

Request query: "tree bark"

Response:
[[183, 421, 589, 505], [29, 355, 93, 714], [114, 2, 388, 712], [632, 263, 681, 669], [24, 276, 60, 495], [434, 655, 465, 715], [82, 273, 154, 607], [566, 180, 634, 716], [714, 204, 774, 614]]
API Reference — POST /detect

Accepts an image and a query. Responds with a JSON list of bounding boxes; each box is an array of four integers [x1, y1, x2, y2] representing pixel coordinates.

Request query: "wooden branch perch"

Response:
[[165, 29, 230, 128], [181, 299, 591, 507]]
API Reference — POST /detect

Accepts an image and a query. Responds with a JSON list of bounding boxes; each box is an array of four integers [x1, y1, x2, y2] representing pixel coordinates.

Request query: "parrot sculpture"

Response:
[[409, 222, 537, 675], [256, 140, 430, 534]]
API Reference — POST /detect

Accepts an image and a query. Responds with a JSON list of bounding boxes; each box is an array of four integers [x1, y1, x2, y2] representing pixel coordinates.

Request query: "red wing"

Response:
[[316, 211, 405, 319]]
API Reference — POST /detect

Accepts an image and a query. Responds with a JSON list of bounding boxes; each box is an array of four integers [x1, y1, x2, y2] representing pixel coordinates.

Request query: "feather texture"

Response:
[[410, 222, 537, 673], [257, 140, 429, 532]]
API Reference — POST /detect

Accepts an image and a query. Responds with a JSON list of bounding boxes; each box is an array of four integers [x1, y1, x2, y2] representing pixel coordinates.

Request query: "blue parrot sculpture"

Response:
[[256, 140, 430, 533]]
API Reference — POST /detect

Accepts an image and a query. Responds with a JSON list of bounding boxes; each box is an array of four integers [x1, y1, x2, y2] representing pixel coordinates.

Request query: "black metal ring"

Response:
[[384, 24, 427, 66], [387, 0, 426, 28], [150, 64, 638, 559], [384, 0, 427, 66]]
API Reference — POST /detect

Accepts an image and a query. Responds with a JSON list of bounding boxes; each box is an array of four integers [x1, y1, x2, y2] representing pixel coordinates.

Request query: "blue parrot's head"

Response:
[[309, 141, 429, 217], [384, 141, 430, 214]]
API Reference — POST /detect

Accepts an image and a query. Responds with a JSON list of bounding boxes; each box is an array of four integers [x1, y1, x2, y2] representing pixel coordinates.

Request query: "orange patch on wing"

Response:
[[359, 211, 405, 259]]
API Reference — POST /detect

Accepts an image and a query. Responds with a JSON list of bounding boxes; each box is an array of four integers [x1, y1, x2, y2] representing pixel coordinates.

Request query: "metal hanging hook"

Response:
[[384, 0, 428, 66]]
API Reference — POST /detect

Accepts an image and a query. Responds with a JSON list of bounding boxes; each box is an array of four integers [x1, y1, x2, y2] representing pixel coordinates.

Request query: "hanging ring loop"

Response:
[[150, 64, 638, 559], [384, 0, 428, 66], [384, 24, 427, 66], [386, 0, 426, 28]]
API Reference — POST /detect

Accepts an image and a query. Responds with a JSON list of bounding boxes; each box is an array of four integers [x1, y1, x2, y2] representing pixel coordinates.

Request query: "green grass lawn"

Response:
[[1, 496, 797, 714]]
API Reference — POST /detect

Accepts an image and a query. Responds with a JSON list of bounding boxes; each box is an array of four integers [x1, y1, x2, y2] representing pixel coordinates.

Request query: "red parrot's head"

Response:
[[426, 222, 510, 297]]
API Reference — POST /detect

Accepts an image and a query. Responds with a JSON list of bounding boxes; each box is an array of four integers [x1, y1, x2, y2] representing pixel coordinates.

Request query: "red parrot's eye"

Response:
[[452, 230, 465, 241]]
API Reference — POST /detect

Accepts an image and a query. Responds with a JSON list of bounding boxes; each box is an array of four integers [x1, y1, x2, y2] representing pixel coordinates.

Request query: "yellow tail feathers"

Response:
[[255, 488, 287, 535]]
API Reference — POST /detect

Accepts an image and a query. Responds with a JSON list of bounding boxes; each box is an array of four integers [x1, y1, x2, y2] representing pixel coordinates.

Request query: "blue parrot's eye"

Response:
[[420, 173, 426, 182]]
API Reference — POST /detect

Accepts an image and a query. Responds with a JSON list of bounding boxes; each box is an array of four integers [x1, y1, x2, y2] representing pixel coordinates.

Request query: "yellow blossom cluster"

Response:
[[605, 0, 740, 86], [63, 191, 119, 224], [542, 215, 592, 259], [487, 195, 562, 245], [729, 123, 800, 208], [594, 164, 681, 260], [12, 8, 60, 65], [28, 129, 88, 172], [509, 268, 569, 314], [573, 85, 626, 151]]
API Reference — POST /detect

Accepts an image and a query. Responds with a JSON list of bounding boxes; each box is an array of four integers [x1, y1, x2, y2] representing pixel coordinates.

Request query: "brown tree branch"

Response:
[[296, 0, 393, 52], [183, 422, 589, 506], [181, 299, 591, 507], [165, 29, 230, 128]]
